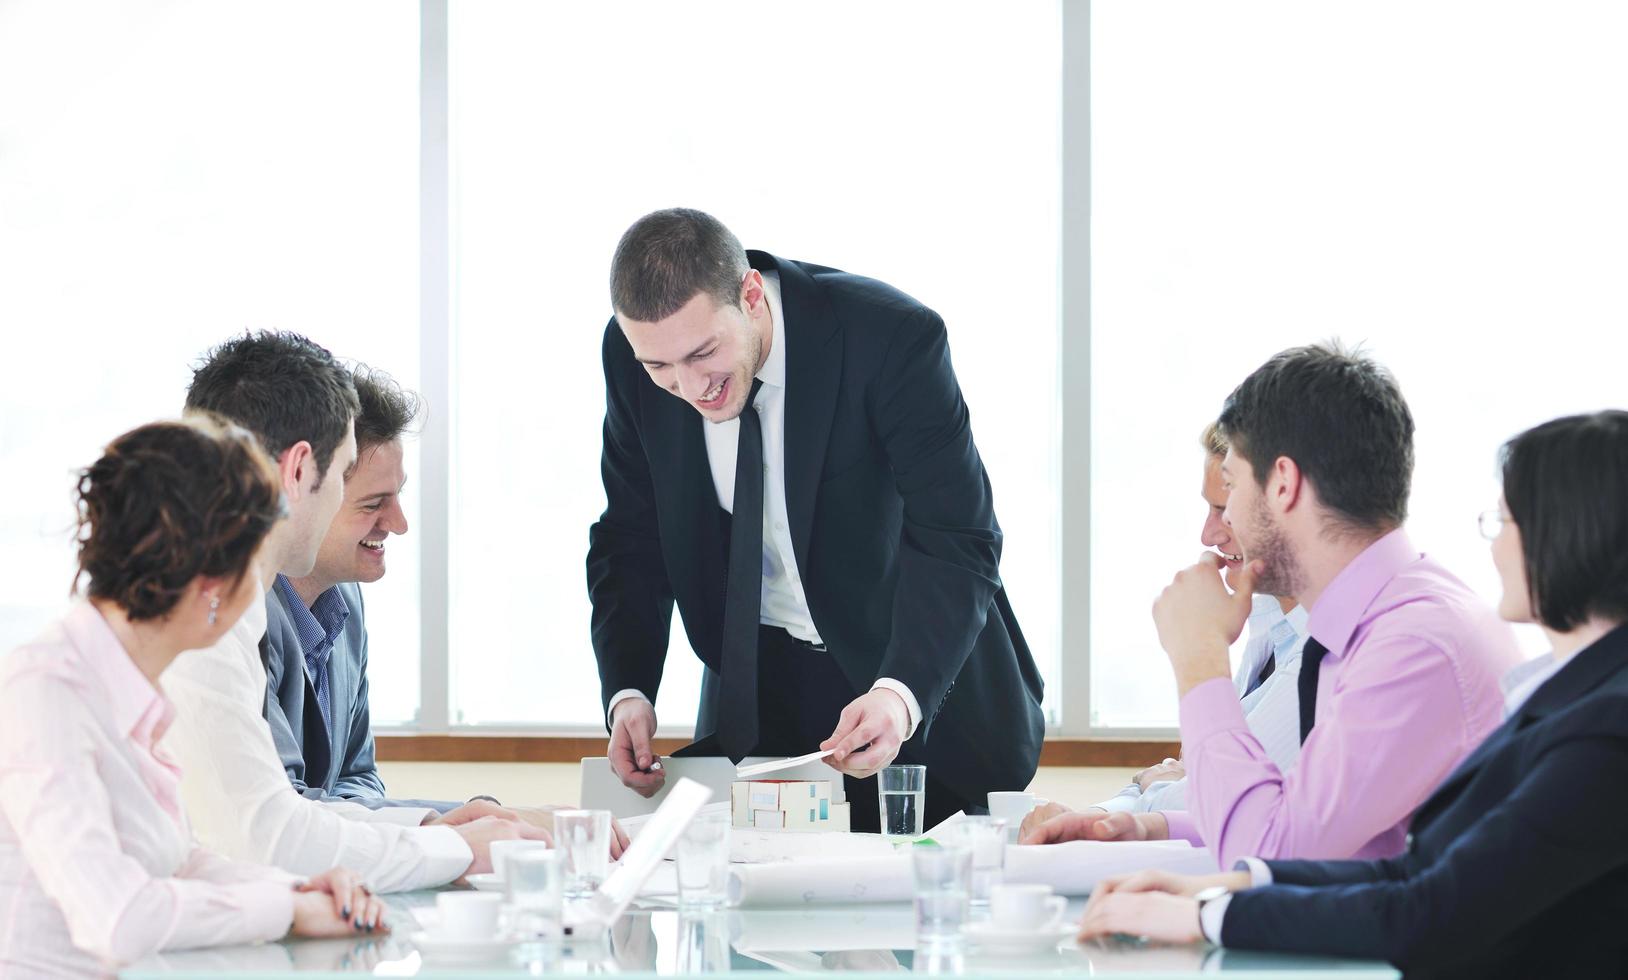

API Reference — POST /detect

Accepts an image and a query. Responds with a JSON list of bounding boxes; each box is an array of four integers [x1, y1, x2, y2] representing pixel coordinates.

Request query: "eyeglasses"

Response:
[[1477, 509, 1510, 541]]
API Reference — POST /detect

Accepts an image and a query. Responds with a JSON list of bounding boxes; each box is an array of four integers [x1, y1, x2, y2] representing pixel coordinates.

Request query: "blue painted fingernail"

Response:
[[342, 905, 351, 918]]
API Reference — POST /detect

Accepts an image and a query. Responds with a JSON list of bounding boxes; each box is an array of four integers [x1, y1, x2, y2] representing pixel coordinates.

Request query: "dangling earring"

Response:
[[207, 594, 220, 626]]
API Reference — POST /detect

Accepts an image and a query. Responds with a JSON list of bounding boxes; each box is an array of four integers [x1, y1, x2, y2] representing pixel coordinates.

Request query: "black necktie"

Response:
[[1248, 650, 1276, 693], [1298, 637, 1330, 744], [717, 379, 766, 759]]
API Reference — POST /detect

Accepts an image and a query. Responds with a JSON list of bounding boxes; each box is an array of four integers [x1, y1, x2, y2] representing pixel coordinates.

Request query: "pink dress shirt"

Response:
[[1170, 529, 1521, 868], [0, 601, 297, 978]]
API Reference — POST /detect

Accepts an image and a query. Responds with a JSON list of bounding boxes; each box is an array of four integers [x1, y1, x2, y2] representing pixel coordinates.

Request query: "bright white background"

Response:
[[0, 1, 425, 723], [1090, 1, 1628, 726], [4, 2, 1624, 737], [447, 0, 1062, 728]]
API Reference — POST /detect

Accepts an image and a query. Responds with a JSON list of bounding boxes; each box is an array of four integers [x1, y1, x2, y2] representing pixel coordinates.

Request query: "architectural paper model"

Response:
[[731, 779, 850, 832]]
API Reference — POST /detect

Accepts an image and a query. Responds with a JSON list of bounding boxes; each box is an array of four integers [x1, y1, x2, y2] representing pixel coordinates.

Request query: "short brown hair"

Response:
[[351, 364, 422, 456], [1200, 421, 1228, 459], [609, 208, 749, 322], [73, 417, 285, 622], [185, 331, 359, 491]]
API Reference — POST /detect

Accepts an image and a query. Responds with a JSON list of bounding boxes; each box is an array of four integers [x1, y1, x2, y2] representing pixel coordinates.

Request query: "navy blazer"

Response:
[[1222, 622, 1628, 978], [263, 582, 456, 813], [587, 252, 1045, 803]]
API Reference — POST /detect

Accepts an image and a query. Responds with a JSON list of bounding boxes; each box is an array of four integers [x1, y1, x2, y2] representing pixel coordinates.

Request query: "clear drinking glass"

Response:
[[675, 808, 731, 909], [879, 764, 928, 839], [554, 809, 612, 898], [674, 910, 733, 974], [942, 816, 1007, 907], [505, 849, 563, 939], [910, 844, 972, 945]]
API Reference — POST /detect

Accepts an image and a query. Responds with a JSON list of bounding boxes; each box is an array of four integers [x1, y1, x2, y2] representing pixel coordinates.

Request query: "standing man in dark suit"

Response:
[[587, 208, 1044, 828]]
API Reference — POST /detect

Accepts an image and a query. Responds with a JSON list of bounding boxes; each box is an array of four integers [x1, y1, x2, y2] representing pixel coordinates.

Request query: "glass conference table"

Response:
[[122, 892, 1398, 978]]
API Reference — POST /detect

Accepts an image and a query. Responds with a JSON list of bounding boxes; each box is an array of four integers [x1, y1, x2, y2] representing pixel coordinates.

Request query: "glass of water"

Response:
[[942, 816, 1007, 907], [505, 849, 563, 939], [879, 764, 927, 839], [910, 843, 971, 945], [675, 808, 731, 909], [554, 809, 612, 898]]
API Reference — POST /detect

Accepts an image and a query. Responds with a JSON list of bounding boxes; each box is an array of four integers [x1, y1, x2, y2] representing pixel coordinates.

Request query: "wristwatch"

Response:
[[1194, 884, 1231, 940]]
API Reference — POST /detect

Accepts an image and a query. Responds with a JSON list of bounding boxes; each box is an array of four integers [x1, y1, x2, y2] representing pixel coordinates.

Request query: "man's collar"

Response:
[[273, 574, 349, 656], [1306, 527, 1417, 656], [756, 269, 788, 389]]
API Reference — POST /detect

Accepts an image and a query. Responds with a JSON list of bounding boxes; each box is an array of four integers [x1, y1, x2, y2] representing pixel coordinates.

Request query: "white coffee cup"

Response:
[[435, 891, 503, 940], [490, 838, 552, 881], [987, 791, 1047, 838], [989, 883, 1067, 931]]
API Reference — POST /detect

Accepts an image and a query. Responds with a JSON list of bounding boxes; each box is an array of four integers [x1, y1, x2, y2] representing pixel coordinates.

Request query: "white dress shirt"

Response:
[[609, 271, 922, 737], [160, 582, 472, 891], [1096, 596, 1307, 814], [0, 601, 299, 977]]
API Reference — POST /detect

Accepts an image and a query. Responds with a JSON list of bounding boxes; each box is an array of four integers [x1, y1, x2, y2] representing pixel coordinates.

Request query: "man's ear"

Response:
[[1269, 455, 1304, 514], [278, 441, 315, 503], [740, 269, 766, 316]]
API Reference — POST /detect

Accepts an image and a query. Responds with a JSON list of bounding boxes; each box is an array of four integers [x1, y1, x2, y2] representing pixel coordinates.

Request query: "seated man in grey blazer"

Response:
[[262, 365, 461, 819], [264, 366, 627, 850]]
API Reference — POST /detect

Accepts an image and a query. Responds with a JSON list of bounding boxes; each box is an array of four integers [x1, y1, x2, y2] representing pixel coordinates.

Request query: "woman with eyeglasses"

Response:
[[1076, 410, 1628, 979], [0, 418, 389, 978]]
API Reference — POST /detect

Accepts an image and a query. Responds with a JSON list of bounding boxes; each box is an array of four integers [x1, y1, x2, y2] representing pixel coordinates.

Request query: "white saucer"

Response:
[[465, 872, 505, 892], [963, 920, 1075, 952], [408, 930, 515, 961]]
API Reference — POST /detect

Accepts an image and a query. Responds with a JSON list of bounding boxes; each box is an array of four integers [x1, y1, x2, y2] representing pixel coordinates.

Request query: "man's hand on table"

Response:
[[1019, 801, 1072, 840], [820, 688, 910, 778], [452, 815, 552, 878], [1019, 808, 1168, 845], [1153, 554, 1260, 696], [1075, 868, 1251, 945], [1134, 758, 1186, 791], [608, 698, 666, 798], [510, 804, 630, 860]]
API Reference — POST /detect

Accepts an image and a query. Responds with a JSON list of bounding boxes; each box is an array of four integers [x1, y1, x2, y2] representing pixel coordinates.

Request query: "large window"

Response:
[[446, 0, 1063, 730], [9, 2, 1622, 740], [1089, 1, 1628, 726], [0, 1, 423, 723]]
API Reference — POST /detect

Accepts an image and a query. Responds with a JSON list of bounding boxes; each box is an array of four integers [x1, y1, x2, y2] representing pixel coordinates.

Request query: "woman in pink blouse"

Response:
[[0, 418, 390, 978]]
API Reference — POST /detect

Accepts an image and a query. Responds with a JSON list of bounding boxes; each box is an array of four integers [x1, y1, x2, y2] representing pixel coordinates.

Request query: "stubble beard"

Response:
[[1246, 497, 1305, 598]]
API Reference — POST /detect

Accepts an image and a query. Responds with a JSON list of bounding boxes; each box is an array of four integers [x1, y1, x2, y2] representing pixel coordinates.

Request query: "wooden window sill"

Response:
[[375, 734, 1178, 768]]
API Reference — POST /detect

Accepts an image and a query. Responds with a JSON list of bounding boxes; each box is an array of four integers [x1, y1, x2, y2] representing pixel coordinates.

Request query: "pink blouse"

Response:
[[0, 602, 297, 977]]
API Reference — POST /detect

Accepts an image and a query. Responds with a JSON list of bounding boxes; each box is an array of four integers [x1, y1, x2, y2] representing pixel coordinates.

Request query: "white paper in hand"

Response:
[[735, 749, 835, 779]]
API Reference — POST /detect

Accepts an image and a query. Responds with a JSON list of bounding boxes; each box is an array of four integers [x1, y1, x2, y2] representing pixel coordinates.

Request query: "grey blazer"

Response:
[[262, 581, 458, 813]]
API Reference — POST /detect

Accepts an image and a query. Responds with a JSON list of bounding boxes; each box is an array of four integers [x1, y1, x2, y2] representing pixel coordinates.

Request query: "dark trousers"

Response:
[[701, 625, 974, 832]]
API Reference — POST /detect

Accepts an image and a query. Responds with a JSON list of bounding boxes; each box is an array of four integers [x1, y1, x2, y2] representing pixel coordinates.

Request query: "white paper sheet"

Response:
[[726, 839, 1218, 907]]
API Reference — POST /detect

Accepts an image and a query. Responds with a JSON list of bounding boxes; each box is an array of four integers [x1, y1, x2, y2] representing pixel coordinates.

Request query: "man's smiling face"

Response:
[[308, 438, 409, 586]]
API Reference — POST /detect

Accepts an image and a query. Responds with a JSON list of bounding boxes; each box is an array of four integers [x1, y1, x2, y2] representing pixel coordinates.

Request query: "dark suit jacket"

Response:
[[586, 251, 1045, 802], [263, 582, 457, 813], [1222, 622, 1628, 978]]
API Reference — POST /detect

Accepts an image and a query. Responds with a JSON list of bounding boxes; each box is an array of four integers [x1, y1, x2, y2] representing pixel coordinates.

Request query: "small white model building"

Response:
[[731, 780, 851, 832]]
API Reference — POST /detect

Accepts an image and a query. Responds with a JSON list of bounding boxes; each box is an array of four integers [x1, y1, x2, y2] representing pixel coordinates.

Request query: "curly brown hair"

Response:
[[73, 417, 286, 622]]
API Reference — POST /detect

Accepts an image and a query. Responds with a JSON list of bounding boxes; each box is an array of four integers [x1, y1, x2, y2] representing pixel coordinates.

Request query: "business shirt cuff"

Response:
[[869, 679, 921, 739], [412, 825, 475, 883], [1199, 892, 1232, 945], [368, 805, 438, 828], [1093, 786, 1142, 813], [1235, 856, 1273, 887], [606, 688, 651, 729], [1179, 676, 1251, 745], [1162, 809, 1204, 845]]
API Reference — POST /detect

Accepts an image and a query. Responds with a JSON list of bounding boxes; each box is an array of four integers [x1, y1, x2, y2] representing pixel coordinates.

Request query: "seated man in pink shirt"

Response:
[[1025, 342, 1521, 867]]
